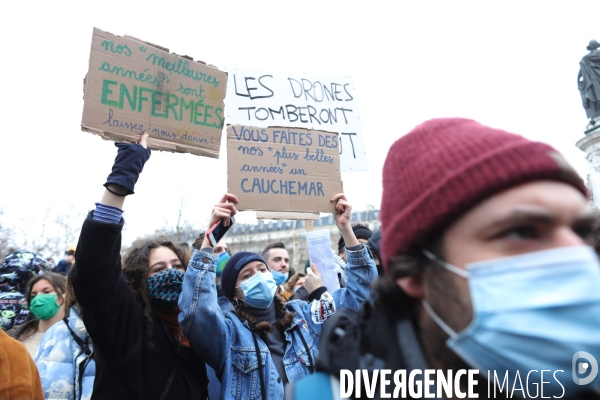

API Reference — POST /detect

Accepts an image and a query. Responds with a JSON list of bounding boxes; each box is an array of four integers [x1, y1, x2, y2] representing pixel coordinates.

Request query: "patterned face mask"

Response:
[[147, 268, 185, 308]]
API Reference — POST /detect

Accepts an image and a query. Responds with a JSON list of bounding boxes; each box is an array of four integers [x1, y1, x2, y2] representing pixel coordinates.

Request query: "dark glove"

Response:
[[104, 142, 151, 195]]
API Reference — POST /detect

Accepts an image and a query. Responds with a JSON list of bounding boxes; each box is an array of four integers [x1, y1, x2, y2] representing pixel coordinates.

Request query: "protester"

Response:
[[215, 240, 231, 285], [35, 268, 95, 400], [178, 192, 377, 400], [179, 242, 193, 259], [8, 272, 67, 357], [334, 224, 372, 289], [337, 224, 372, 263], [592, 211, 600, 256], [288, 118, 600, 399], [71, 133, 209, 399], [262, 241, 291, 288], [199, 238, 232, 400], [0, 250, 54, 331], [282, 272, 307, 301], [0, 328, 44, 399], [192, 232, 206, 252], [214, 238, 230, 256], [54, 247, 76, 276], [366, 229, 383, 276]]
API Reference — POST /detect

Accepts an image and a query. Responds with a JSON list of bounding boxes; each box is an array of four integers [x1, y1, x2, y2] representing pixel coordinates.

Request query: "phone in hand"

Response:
[[207, 217, 235, 247]]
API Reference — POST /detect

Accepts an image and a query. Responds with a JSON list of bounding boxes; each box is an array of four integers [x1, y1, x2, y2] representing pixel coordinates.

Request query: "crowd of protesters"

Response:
[[1, 118, 600, 399]]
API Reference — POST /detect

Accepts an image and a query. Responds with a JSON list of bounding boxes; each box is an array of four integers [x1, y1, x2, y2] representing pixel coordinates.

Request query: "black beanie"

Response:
[[338, 225, 373, 252], [221, 251, 267, 301]]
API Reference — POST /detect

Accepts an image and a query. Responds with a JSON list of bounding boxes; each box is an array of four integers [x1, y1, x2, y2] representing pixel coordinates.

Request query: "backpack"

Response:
[[63, 317, 94, 395]]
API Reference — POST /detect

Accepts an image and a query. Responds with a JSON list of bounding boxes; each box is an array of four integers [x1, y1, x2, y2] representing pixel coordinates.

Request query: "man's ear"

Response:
[[395, 276, 425, 299]]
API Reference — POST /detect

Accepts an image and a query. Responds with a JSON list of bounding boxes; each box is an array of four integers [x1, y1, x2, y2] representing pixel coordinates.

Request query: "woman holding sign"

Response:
[[178, 193, 377, 400], [70, 133, 209, 400]]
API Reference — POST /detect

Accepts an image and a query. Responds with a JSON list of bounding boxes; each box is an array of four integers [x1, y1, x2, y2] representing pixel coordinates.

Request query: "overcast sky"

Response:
[[1, 1, 598, 254]]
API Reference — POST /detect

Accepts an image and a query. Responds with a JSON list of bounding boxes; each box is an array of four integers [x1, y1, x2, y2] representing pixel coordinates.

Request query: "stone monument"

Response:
[[576, 40, 600, 208], [578, 39, 600, 134]]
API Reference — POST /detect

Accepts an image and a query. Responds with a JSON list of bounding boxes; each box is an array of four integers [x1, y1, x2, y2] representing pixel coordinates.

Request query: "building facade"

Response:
[[226, 209, 380, 270]]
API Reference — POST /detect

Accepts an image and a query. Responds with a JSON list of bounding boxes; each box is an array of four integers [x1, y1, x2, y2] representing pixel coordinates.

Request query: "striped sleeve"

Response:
[[92, 203, 123, 224]]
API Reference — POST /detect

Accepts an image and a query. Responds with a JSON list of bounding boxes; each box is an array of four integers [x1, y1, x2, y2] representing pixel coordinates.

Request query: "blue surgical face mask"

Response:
[[237, 271, 277, 309], [422, 246, 600, 397], [271, 269, 289, 286]]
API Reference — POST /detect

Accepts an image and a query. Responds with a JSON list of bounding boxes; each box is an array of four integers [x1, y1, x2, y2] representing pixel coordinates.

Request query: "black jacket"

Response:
[[287, 299, 600, 400], [71, 213, 208, 400]]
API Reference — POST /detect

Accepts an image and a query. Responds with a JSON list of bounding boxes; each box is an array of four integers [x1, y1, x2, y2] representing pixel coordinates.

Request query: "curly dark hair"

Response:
[[122, 236, 191, 351], [233, 291, 295, 338]]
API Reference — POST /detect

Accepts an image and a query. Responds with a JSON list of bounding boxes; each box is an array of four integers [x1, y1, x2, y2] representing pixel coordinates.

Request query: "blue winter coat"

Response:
[[34, 307, 95, 400]]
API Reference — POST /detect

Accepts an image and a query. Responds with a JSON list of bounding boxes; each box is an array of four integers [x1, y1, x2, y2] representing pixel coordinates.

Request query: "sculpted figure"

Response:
[[578, 39, 600, 121]]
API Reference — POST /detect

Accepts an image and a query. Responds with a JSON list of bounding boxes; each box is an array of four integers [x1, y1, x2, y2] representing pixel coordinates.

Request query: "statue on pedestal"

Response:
[[579, 40, 600, 133]]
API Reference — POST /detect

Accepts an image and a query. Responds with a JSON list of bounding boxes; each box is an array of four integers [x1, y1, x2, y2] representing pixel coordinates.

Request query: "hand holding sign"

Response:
[[104, 131, 151, 196], [304, 264, 324, 295]]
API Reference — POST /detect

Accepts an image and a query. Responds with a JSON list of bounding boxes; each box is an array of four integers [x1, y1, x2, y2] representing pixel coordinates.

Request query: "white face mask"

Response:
[[422, 246, 600, 397]]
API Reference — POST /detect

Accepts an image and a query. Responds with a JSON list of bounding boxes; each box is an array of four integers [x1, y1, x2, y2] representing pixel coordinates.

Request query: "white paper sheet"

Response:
[[305, 229, 340, 292]]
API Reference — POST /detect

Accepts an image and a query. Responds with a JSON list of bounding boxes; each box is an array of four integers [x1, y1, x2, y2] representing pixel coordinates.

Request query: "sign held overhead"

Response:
[[227, 125, 343, 214], [225, 69, 368, 171], [82, 28, 228, 158]]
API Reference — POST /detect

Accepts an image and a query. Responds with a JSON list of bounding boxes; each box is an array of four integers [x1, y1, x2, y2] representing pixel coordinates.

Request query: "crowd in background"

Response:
[[2, 118, 600, 400]]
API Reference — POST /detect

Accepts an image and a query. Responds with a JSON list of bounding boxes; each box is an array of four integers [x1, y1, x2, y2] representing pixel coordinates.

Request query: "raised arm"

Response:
[[71, 133, 151, 362], [297, 194, 377, 324], [178, 194, 238, 372], [329, 193, 377, 309]]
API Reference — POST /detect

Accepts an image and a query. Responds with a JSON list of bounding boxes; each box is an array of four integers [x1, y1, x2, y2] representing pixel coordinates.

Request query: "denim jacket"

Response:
[[179, 245, 377, 400]]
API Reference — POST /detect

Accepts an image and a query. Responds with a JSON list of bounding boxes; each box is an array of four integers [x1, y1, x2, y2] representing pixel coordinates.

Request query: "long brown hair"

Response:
[[63, 266, 80, 318], [283, 272, 306, 294], [122, 236, 190, 350], [10, 272, 67, 341]]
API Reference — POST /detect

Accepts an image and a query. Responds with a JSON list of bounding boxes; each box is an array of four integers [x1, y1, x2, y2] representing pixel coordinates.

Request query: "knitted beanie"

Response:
[[338, 225, 373, 252], [221, 251, 267, 301], [380, 118, 587, 270]]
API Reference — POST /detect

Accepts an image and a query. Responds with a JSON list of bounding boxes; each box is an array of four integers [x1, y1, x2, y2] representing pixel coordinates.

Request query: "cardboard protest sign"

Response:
[[225, 69, 368, 171], [228, 125, 343, 213], [82, 28, 228, 158]]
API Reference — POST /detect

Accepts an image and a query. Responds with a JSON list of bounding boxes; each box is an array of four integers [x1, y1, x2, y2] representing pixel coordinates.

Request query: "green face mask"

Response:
[[29, 293, 61, 320]]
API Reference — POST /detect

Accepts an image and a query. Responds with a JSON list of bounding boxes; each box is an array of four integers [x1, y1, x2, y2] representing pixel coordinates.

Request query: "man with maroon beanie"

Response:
[[287, 118, 600, 399]]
